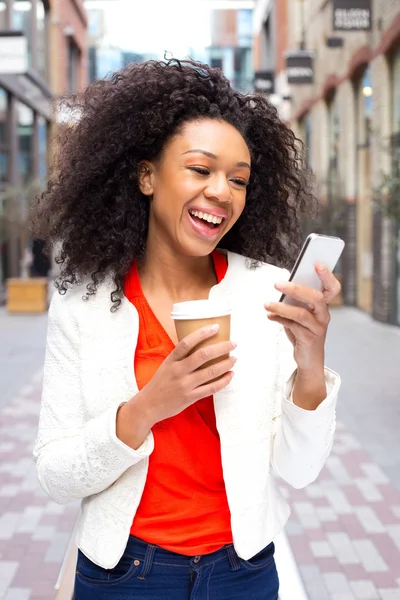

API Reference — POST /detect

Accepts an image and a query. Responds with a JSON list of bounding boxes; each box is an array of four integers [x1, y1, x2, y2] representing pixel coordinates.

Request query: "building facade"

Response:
[[207, 4, 254, 93], [0, 0, 87, 292], [253, 0, 291, 119], [287, 0, 400, 326], [85, 4, 154, 83], [254, 0, 400, 326], [49, 0, 87, 95]]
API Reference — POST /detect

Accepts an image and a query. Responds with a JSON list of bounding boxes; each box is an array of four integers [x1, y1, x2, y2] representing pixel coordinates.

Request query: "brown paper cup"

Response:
[[171, 300, 231, 375]]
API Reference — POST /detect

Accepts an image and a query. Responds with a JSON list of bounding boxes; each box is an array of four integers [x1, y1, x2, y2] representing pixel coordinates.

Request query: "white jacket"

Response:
[[34, 251, 340, 569]]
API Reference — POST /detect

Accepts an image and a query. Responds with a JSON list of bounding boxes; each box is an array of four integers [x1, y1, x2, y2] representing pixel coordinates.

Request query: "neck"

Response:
[[139, 238, 217, 301]]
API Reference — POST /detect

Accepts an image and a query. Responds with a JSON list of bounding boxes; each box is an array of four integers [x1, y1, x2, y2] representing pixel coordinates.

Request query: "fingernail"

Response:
[[317, 264, 326, 271], [209, 324, 219, 332], [275, 281, 286, 289], [265, 302, 271, 309]]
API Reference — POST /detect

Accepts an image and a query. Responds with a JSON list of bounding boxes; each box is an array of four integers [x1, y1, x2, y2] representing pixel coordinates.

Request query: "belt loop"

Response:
[[138, 544, 156, 580], [226, 545, 240, 572]]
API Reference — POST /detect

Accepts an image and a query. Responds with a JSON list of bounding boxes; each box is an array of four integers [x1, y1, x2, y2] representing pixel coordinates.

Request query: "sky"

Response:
[[84, 0, 215, 58]]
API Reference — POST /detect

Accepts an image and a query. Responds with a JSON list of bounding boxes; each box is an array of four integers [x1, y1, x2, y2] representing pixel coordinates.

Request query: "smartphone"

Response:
[[279, 233, 345, 306]]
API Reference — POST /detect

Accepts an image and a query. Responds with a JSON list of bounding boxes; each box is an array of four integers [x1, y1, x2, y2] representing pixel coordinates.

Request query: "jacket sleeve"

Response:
[[270, 324, 340, 489], [33, 292, 154, 505]]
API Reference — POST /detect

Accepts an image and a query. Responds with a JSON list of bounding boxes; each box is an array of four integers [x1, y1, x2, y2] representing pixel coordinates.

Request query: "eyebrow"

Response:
[[182, 149, 251, 170]]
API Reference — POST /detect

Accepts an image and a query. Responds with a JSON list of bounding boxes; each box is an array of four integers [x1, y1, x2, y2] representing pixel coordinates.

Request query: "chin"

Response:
[[178, 239, 219, 259]]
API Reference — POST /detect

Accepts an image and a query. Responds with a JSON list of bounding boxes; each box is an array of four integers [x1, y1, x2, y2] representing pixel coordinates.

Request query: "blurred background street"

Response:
[[0, 0, 400, 598]]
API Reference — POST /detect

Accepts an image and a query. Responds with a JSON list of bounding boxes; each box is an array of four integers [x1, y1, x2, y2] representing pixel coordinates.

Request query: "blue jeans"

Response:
[[74, 535, 279, 599]]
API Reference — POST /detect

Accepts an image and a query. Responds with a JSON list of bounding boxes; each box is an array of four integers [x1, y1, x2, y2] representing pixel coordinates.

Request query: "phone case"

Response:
[[281, 234, 345, 306]]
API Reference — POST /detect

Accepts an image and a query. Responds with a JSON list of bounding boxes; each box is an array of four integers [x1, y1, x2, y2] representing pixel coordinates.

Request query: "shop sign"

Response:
[[0, 32, 28, 74], [285, 51, 314, 85], [254, 70, 274, 94], [332, 0, 372, 31]]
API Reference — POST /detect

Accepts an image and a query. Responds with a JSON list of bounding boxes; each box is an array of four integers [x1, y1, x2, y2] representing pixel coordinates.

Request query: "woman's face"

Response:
[[139, 119, 251, 257]]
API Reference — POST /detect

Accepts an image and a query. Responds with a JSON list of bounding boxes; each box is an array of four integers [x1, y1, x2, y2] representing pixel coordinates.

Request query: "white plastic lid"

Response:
[[171, 299, 232, 320]]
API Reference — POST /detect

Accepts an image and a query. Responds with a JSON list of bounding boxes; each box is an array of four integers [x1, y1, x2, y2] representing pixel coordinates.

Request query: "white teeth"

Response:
[[189, 210, 223, 225]]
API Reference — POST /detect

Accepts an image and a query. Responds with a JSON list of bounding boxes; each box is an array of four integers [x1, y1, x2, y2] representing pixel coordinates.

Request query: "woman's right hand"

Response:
[[116, 324, 236, 449]]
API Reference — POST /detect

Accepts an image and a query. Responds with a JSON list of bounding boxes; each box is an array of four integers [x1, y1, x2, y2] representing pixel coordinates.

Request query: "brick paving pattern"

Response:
[[0, 306, 399, 599], [280, 420, 400, 600], [2, 375, 400, 600], [0, 372, 79, 600]]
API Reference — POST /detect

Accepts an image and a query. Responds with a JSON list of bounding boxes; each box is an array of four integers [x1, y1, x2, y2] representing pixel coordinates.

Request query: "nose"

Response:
[[203, 174, 232, 204]]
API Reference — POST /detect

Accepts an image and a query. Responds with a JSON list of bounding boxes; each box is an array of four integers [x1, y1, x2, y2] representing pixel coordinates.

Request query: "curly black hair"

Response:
[[32, 58, 315, 310]]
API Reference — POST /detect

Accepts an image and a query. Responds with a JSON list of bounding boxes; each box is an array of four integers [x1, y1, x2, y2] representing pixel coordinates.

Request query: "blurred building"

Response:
[[207, 3, 254, 92], [254, 0, 400, 327], [85, 3, 154, 83], [49, 0, 87, 95], [253, 0, 291, 118], [0, 0, 88, 292], [86, 4, 121, 81]]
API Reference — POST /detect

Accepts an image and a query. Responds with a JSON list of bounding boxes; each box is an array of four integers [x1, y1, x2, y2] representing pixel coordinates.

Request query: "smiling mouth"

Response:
[[188, 209, 226, 229]]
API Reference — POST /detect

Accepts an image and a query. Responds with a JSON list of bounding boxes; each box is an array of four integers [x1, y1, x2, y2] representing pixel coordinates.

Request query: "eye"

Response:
[[188, 166, 210, 176], [231, 178, 249, 187]]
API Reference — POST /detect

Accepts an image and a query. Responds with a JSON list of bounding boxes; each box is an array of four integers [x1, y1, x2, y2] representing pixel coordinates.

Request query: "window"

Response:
[[299, 114, 312, 168], [325, 96, 343, 238], [237, 9, 252, 48], [361, 66, 373, 147], [210, 57, 223, 70], [13, 1, 48, 77], [328, 96, 340, 174], [0, 1, 7, 29], [392, 47, 400, 136], [233, 47, 252, 92], [88, 9, 102, 38], [37, 1, 47, 80], [13, 1, 33, 68], [0, 89, 7, 185], [17, 102, 34, 185], [391, 47, 400, 326], [38, 116, 47, 182], [233, 47, 242, 74], [67, 38, 81, 92]]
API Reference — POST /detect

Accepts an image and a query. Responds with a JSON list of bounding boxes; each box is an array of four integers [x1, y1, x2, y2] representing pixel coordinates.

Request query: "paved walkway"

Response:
[[281, 308, 400, 600], [0, 370, 79, 600], [327, 308, 400, 495], [0, 305, 399, 599], [280, 420, 400, 600], [0, 309, 47, 412]]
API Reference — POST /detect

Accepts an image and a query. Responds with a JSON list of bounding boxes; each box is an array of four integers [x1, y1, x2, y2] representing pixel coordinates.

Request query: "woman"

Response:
[[33, 59, 341, 599]]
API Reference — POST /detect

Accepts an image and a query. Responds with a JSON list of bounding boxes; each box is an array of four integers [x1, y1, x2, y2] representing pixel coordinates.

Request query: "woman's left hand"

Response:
[[265, 264, 341, 373]]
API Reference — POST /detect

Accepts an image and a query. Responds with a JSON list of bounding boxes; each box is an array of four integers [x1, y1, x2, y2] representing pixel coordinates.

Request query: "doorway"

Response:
[[355, 66, 373, 313]]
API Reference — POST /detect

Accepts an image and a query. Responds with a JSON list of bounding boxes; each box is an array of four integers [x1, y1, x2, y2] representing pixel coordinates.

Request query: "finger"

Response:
[[315, 264, 342, 303], [265, 303, 326, 336], [189, 370, 235, 403], [171, 324, 220, 361], [267, 313, 316, 343], [192, 355, 237, 389], [274, 280, 327, 314], [266, 313, 294, 329], [188, 340, 237, 372]]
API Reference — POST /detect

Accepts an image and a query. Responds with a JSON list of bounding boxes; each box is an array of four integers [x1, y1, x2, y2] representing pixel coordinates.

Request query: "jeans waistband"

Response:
[[125, 536, 241, 572]]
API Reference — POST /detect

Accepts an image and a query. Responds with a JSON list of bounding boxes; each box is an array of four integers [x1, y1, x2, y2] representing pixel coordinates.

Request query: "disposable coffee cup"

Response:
[[171, 300, 232, 371]]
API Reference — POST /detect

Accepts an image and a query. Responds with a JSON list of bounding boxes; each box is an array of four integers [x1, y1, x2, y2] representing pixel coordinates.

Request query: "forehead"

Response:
[[167, 119, 250, 162]]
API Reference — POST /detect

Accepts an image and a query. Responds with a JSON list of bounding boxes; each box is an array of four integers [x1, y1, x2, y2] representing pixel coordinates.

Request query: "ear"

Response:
[[137, 161, 154, 196]]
